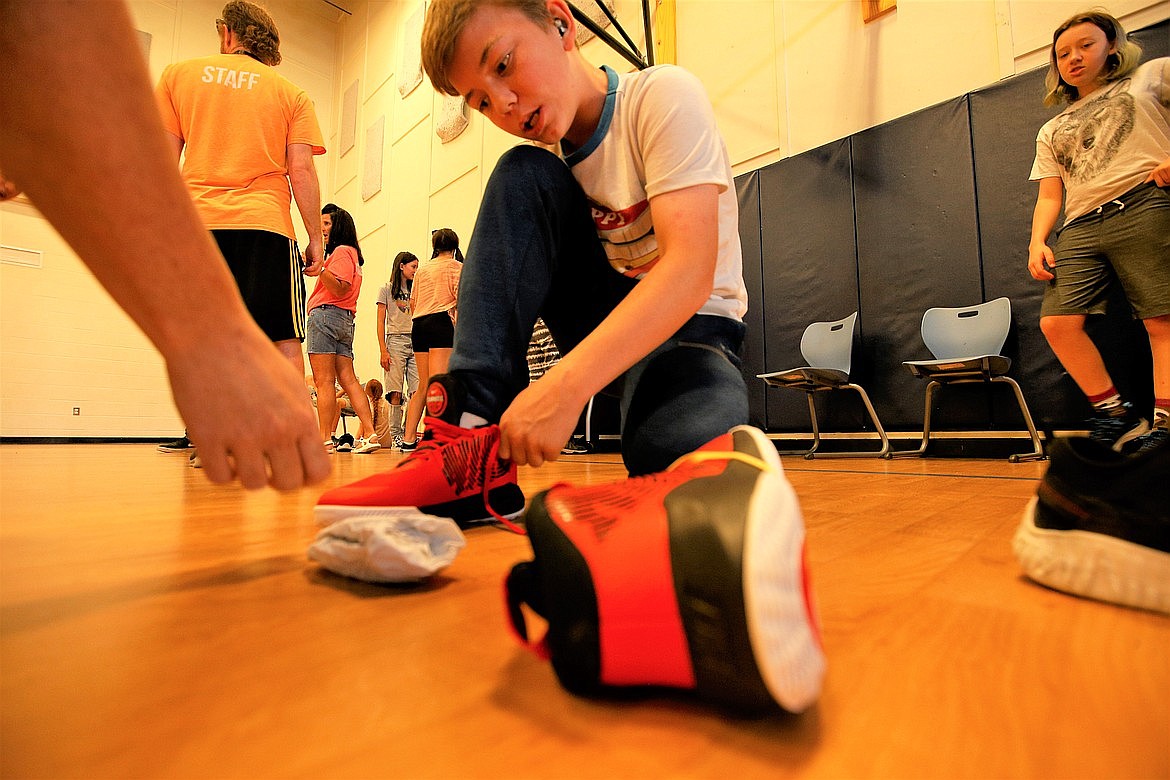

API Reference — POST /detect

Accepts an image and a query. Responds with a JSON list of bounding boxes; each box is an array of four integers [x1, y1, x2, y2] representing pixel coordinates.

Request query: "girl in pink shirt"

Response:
[[307, 207, 380, 453]]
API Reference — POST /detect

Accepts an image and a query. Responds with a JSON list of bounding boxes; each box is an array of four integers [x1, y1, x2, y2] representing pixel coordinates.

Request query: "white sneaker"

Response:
[[354, 437, 381, 454]]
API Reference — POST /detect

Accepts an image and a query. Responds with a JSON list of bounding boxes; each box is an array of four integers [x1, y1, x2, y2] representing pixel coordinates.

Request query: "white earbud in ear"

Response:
[[554, 18, 567, 37]]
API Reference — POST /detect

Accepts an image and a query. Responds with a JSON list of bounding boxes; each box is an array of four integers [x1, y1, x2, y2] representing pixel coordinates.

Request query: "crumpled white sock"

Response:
[[308, 510, 466, 583]]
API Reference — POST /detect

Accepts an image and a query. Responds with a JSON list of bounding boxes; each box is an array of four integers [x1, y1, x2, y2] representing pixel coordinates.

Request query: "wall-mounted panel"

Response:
[[734, 171, 766, 429], [429, 92, 482, 192], [758, 139, 861, 432], [853, 97, 983, 429], [969, 66, 1084, 430], [388, 121, 433, 258]]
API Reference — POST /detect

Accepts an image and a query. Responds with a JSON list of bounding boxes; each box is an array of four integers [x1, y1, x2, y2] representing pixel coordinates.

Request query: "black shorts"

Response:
[[411, 311, 455, 352], [212, 229, 306, 342]]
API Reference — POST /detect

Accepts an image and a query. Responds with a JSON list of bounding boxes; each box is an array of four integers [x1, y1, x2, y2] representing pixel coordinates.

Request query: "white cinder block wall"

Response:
[[2, 0, 1167, 438]]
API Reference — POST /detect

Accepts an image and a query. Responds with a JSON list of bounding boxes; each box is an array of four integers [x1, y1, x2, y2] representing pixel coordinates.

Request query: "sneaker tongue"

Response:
[[425, 374, 466, 425]]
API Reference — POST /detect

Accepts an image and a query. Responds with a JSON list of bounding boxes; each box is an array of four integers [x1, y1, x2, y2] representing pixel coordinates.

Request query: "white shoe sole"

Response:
[[737, 424, 827, 713], [1013, 497, 1170, 614]]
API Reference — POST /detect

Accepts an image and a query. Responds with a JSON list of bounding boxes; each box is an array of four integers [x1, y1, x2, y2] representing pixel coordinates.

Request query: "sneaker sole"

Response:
[[736, 425, 826, 713], [1013, 496, 1170, 615], [1112, 420, 1151, 452], [315, 483, 525, 529], [665, 425, 824, 713]]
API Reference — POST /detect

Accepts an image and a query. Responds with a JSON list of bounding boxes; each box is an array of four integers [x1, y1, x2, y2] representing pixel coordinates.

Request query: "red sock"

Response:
[[1087, 386, 1121, 408]]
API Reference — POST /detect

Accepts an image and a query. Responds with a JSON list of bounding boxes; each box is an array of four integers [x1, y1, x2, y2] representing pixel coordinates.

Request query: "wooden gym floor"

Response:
[[1, 442, 1166, 779]]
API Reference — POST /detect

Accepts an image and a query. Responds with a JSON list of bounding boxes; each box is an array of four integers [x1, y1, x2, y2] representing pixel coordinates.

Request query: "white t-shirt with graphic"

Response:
[[1031, 57, 1170, 222], [563, 65, 748, 322]]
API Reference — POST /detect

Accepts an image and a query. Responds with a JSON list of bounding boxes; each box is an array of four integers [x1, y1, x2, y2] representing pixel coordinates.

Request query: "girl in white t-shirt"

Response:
[[1027, 10, 1170, 452]]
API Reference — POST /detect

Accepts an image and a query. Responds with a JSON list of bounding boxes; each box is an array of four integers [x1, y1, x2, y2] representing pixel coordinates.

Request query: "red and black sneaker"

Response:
[[314, 374, 525, 531], [505, 425, 825, 714]]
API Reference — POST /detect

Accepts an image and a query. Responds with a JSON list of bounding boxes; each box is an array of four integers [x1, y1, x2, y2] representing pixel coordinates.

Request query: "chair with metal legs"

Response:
[[890, 297, 1046, 462], [758, 312, 891, 458]]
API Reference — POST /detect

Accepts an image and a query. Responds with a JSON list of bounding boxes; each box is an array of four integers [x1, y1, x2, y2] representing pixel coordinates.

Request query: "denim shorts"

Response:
[[1042, 182, 1170, 319], [306, 304, 355, 359]]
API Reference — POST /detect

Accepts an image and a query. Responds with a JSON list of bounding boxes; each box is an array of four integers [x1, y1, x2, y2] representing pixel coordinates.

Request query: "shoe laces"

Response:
[[405, 417, 526, 535]]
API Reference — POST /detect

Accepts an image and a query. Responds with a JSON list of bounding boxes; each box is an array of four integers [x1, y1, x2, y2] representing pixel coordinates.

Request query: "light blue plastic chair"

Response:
[[758, 312, 891, 458], [891, 297, 1045, 462]]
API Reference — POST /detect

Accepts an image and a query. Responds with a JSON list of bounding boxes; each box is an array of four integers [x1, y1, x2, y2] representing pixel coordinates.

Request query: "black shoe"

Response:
[[1131, 423, 1169, 454], [559, 436, 591, 455], [157, 436, 193, 453], [1087, 401, 1149, 451], [1013, 436, 1169, 614]]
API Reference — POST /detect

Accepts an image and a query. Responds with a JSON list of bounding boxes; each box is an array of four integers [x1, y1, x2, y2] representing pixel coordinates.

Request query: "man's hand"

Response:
[[168, 325, 331, 490], [302, 237, 324, 276]]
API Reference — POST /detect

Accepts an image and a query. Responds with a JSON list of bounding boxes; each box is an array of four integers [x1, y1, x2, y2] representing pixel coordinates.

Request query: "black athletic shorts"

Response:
[[411, 311, 455, 352], [212, 229, 306, 342]]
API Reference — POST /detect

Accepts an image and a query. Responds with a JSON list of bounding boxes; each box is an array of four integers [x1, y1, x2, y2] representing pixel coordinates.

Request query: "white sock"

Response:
[[459, 412, 488, 429]]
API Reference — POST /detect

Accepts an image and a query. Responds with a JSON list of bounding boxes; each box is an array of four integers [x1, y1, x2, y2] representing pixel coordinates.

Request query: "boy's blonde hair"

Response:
[[1043, 9, 1143, 106], [421, 0, 552, 96]]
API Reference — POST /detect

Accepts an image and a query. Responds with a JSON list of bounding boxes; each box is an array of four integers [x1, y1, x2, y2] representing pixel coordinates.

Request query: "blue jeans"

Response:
[[450, 145, 748, 475]]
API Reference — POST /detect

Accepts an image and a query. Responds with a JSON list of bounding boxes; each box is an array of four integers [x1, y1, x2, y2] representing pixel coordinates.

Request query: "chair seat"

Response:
[[759, 367, 851, 390], [903, 354, 1011, 380]]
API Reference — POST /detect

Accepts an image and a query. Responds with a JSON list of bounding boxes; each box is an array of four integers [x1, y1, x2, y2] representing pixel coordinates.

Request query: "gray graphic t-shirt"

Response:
[[1031, 57, 1170, 222]]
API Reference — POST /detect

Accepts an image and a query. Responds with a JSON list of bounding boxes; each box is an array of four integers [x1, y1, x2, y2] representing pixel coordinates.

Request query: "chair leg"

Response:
[[803, 384, 891, 459], [849, 384, 892, 459], [770, 387, 892, 459], [805, 394, 822, 458], [889, 380, 940, 458], [773, 393, 821, 458], [996, 377, 1047, 462]]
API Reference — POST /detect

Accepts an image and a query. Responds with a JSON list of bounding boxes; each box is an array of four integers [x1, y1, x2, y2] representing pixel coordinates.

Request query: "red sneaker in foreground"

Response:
[[505, 425, 825, 714], [315, 375, 525, 530]]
